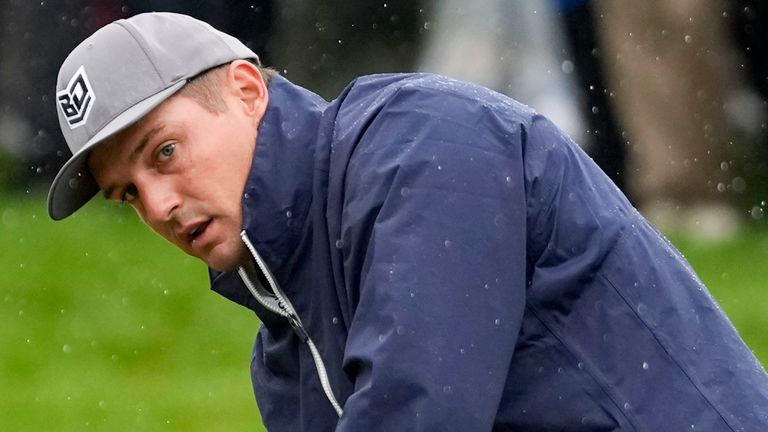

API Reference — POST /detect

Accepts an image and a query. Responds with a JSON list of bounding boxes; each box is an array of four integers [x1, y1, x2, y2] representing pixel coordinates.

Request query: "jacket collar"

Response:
[[209, 75, 328, 310]]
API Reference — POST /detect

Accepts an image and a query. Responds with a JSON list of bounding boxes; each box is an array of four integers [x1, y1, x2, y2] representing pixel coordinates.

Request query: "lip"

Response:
[[178, 218, 213, 249]]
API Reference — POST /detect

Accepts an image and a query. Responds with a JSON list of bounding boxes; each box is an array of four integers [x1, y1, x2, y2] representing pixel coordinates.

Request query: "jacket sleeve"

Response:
[[334, 85, 530, 430]]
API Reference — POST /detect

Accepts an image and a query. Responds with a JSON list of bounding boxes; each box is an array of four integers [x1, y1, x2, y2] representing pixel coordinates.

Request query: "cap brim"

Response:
[[47, 80, 187, 220]]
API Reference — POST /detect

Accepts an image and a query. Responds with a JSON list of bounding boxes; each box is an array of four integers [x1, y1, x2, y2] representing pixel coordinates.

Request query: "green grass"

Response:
[[0, 191, 265, 431], [1, 191, 767, 431]]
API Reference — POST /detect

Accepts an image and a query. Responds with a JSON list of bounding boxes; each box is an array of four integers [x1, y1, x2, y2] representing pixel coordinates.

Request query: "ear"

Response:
[[226, 60, 269, 126]]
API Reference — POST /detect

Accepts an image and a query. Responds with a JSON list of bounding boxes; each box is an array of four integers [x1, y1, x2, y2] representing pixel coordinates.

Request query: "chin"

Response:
[[204, 242, 247, 272]]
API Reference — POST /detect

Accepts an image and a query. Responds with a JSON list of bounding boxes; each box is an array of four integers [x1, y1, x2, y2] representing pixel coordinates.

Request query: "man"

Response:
[[48, 12, 768, 431]]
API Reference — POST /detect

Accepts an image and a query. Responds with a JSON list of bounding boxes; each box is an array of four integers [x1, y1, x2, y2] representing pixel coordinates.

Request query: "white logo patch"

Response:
[[57, 65, 95, 129]]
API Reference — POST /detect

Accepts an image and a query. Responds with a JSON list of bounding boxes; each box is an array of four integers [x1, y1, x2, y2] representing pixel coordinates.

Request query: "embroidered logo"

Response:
[[57, 66, 95, 129]]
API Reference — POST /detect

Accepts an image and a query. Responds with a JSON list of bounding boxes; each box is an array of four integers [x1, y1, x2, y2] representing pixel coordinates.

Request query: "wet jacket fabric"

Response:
[[209, 74, 768, 431]]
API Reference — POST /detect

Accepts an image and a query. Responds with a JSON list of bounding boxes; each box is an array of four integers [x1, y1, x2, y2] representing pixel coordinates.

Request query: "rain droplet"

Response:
[[577, 362, 584, 369], [335, 239, 344, 248], [442, 385, 453, 394], [396, 326, 405, 335], [443, 239, 452, 248], [494, 318, 501, 326], [98, 400, 106, 409], [716, 182, 726, 192], [750, 206, 763, 220], [62, 344, 71, 353], [68, 178, 79, 189], [684, 35, 693, 43], [636, 303, 648, 315], [285, 210, 293, 218], [163, 289, 170, 295], [561, 60, 574, 74], [731, 177, 746, 193], [642, 361, 649, 370], [623, 402, 632, 411], [591, 106, 599, 114], [332, 316, 339, 325], [378, 334, 385, 342]]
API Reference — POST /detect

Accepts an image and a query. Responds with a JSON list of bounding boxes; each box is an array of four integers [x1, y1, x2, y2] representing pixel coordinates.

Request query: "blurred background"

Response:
[[1, 0, 767, 430]]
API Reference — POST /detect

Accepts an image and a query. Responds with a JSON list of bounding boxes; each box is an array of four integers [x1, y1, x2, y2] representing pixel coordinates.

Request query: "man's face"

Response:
[[88, 90, 259, 272]]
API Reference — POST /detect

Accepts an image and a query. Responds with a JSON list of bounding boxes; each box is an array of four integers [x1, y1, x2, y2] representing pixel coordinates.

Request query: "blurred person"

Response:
[[418, 0, 586, 144], [48, 13, 768, 431], [595, 0, 753, 238], [556, 0, 628, 192]]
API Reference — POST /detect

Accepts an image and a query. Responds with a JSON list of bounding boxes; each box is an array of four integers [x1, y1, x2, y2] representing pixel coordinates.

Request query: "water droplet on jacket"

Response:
[[443, 239, 452, 248], [400, 187, 410, 197], [442, 385, 453, 394], [623, 402, 631, 411], [378, 334, 385, 342], [505, 176, 512, 183], [494, 318, 501, 326], [285, 210, 293, 218], [642, 361, 649, 370], [68, 178, 78, 189], [577, 362, 584, 369], [636, 303, 647, 315], [332, 316, 339, 325], [396, 326, 405, 335], [335, 239, 344, 248], [684, 34, 692, 43]]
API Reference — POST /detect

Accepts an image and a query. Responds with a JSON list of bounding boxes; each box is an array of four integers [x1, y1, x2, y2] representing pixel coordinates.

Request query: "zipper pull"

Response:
[[287, 315, 309, 342]]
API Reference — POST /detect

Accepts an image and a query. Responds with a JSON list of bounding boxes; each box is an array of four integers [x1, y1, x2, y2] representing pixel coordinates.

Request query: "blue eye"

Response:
[[159, 142, 176, 159]]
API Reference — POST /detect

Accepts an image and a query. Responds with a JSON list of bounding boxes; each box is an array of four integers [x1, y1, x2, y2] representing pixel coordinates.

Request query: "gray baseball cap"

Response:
[[47, 12, 259, 220]]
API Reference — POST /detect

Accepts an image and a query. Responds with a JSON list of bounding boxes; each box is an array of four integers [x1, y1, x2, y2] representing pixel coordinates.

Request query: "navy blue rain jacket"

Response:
[[210, 74, 768, 431]]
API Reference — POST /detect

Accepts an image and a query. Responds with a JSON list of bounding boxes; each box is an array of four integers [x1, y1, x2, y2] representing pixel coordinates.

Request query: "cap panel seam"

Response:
[[115, 19, 166, 83]]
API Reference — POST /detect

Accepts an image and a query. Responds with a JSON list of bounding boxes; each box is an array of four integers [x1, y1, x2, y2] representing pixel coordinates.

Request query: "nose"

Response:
[[137, 177, 181, 225]]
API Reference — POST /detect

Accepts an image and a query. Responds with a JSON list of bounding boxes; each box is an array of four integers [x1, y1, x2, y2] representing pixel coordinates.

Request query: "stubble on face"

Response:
[[88, 95, 257, 272], [88, 61, 268, 272]]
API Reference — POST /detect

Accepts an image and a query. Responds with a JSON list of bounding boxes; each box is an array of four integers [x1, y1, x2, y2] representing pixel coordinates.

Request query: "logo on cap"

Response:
[[57, 65, 95, 129]]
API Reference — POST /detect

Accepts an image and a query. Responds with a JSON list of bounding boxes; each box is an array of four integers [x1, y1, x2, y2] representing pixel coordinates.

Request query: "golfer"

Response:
[[48, 12, 768, 431]]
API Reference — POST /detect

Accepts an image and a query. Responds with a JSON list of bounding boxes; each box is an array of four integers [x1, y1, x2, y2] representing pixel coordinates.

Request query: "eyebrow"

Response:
[[101, 125, 165, 200]]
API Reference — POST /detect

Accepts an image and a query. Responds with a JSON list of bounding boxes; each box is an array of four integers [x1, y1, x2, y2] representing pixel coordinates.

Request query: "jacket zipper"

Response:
[[237, 230, 344, 418]]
